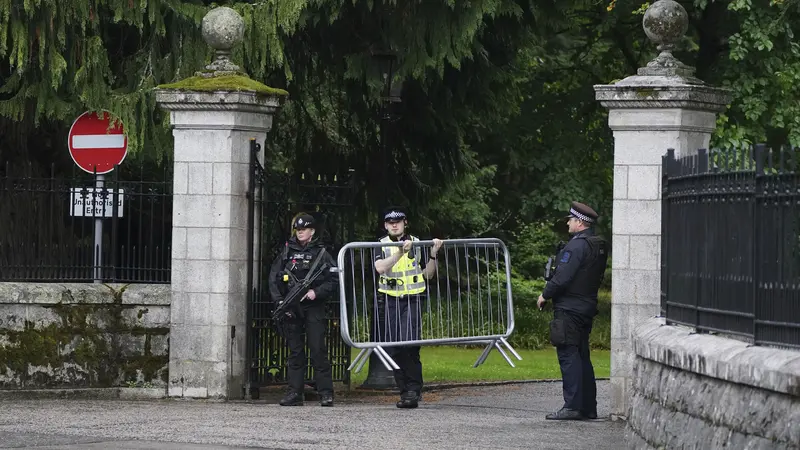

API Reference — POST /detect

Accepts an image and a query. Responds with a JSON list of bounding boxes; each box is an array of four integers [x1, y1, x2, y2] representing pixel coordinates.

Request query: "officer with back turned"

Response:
[[537, 201, 608, 420]]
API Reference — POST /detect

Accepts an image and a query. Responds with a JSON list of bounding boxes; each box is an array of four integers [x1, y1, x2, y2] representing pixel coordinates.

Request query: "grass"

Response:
[[348, 346, 610, 386], [341, 287, 613, 386]]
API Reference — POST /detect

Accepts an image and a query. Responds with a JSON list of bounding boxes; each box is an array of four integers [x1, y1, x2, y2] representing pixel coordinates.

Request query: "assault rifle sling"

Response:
[[271, 248, 330, 323]]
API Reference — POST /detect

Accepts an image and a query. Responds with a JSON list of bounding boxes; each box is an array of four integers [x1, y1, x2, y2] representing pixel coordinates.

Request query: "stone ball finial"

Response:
[[201, 6, 245, 51], [642, 0, 689, 51], [637, 0, 699, 82], [197, 6, 246, 78]]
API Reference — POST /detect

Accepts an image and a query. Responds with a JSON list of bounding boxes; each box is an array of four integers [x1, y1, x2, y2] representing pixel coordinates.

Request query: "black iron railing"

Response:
[[245, 139, 357, 393], [661, 145, 800, 348], [0, 161, 172, 283]]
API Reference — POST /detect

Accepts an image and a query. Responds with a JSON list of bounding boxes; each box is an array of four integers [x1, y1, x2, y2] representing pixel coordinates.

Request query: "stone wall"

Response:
[[0, 283, 170, 390], [626, 318, 800, 449]]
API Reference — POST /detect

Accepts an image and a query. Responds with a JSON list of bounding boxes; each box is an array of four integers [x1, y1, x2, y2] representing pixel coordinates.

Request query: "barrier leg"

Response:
[[493, 340, 515, 367], [473, 340, 496, 368], [372, 347, 393, 372], [473, 339, 519, 368], [355, 349, 372, 373], [374, 346, 400, 370], [499, 337, 523, 361], [349, 348, 371, 372]]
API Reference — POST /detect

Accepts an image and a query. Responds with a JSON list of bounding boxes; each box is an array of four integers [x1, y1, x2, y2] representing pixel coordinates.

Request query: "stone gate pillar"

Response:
[[155, 7, 286, 399], [593, 0, 731, 419]]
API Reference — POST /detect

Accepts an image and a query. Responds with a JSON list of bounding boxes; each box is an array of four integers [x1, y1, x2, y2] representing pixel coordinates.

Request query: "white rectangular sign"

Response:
[[71, 134, 127, 149], [70, 188, 124, 218]]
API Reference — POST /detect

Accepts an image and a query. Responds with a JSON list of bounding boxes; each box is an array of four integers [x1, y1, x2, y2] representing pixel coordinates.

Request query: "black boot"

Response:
[[396, 391, 419, 409], [279, 391, 304, 406], [319, 393, 334, 407], [545, 408, 585, 420]]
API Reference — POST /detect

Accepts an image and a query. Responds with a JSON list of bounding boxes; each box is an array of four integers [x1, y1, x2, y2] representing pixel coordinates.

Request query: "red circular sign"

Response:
[[68, 111, 128, 175]]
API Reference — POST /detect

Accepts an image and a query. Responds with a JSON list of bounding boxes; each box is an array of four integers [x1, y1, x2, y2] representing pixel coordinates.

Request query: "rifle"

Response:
[[271, 248, 331, 324], [544, 256, 555, 281], [544, 241, 566, 281]]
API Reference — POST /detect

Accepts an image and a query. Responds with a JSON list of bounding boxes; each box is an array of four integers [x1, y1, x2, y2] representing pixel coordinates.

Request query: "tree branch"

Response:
[[611, 26, 641, 75], [694, 0, 728, 81], [468, 211, 513, 238]]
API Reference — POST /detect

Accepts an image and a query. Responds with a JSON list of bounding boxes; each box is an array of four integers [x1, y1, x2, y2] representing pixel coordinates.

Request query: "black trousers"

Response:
[[380, 294, 424, 394], [554, 309, 596, 414], [285, 304, 333, 395]]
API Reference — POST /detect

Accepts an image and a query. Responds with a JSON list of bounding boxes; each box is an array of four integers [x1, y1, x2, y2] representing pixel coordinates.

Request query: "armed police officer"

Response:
[[268, 213, 337, 407], [537, 201, 608, 420], [374, 206, 443, 409]]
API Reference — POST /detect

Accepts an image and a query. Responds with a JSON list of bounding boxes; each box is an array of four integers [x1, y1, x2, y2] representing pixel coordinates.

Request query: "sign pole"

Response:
[[93, 173, 104, 283], [67, 110, 128, 283]]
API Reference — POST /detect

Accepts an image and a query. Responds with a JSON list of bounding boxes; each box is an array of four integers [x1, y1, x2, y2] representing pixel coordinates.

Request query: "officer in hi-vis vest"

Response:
[[373, 206, 443, 408]]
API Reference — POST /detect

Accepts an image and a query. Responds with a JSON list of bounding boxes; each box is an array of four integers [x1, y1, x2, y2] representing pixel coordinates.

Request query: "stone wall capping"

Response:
[[634, 317, 800, 397], [0, 282, 169, 305]]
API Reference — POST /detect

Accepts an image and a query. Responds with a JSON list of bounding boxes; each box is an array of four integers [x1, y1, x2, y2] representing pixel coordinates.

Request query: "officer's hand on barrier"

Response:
[[431, 238, 443, 254], [402, 240, 413, 253]]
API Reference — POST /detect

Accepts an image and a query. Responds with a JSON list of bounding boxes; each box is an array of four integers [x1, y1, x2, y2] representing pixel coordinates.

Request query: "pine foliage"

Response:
[[0, 0, 305, 156], [2, 0, 799, 237]]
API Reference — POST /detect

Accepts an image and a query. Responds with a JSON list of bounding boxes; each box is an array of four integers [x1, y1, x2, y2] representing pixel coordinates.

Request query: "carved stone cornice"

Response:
[[594, 78, 732, 112], [153, 90, 282, 114]]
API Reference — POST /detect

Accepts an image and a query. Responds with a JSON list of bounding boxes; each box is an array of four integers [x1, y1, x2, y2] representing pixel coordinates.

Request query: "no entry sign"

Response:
[[68, 111, 128, 175]]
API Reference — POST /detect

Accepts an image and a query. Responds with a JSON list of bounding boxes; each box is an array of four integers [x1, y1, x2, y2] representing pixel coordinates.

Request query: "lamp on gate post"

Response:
[[360, 46, 403, 390], [370, 46, 403, 204]]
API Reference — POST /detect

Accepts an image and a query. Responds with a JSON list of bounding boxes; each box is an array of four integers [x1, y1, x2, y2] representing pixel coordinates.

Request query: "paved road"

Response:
[[0, 381, 624, 449]]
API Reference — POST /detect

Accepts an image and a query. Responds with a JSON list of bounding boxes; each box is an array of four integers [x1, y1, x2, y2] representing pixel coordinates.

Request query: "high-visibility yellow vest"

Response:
[[377, 235, 426, 297]]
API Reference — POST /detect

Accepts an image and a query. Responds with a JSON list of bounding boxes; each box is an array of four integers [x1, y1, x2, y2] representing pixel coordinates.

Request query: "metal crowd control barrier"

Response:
[[336, 238, 521, 373]]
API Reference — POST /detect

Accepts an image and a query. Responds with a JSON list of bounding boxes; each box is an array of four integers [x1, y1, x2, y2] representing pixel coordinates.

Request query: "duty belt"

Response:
[[380, 277, 404, 287], [379, 276, 422, 287]]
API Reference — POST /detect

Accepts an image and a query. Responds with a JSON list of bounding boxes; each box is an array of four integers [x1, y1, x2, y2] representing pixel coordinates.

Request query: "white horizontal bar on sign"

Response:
[[72, 134, 126, 149]]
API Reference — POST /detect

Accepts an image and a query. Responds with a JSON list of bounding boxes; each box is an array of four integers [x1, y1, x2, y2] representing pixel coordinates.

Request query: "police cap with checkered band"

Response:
[[382, 206, 408, 223], [565, 201, 599, 224]]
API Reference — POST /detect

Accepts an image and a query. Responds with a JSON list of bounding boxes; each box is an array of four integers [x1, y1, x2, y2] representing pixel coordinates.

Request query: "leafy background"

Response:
[[1, 0, 798, 346]]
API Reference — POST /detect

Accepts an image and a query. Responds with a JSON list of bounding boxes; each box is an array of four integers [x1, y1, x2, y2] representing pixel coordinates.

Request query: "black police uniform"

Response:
[[542, 202, 608, 420], [267, 214, 337, 406]]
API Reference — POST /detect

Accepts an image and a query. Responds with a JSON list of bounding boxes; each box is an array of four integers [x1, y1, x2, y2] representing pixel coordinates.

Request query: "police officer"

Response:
[[268, 213, 337, 407], [537, 201, 608, 420], [373, 206, 443, 408]]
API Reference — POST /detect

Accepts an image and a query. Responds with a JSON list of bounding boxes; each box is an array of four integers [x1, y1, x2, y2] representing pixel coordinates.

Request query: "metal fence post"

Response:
[[752, 143, 766, 344], [244, 138, 259, 399], [111, 164, 120, 282], [694, 149, 707, 331], [661, 149, 675, 318]]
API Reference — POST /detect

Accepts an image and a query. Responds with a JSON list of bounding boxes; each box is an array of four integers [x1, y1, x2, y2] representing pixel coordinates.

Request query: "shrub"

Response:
[[505, 220, 612, 349], [506, 276, 611, 351], [344, 274, 610, 351]]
